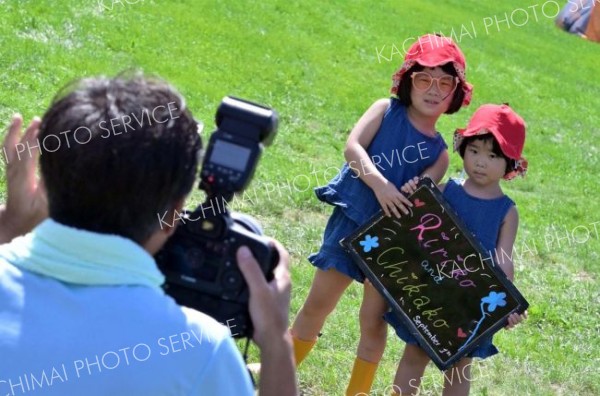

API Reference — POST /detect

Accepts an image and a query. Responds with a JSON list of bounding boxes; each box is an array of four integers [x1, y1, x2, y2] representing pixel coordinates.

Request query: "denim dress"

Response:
[[308, 99, 448, 282], [385, 179, 515, 359]]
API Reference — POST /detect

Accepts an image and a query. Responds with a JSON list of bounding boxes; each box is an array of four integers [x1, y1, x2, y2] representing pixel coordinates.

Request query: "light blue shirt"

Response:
[[0, 220, 254, 395]]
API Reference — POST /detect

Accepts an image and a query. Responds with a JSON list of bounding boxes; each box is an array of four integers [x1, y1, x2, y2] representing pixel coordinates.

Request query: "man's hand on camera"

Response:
[[0, 114, 48, 244], [237, 241, 298, 396], [236, 241, 291, 348]]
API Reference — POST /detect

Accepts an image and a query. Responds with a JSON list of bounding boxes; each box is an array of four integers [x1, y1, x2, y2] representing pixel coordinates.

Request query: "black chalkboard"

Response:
[[340, 177, 529, 370]]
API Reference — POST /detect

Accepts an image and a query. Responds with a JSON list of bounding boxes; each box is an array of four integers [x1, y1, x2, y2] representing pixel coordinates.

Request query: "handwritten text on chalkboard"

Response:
[[342, 178, 528, 369]]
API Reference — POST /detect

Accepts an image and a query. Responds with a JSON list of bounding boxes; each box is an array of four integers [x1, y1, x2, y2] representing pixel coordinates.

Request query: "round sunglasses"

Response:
[[410, 72, 458, 95]]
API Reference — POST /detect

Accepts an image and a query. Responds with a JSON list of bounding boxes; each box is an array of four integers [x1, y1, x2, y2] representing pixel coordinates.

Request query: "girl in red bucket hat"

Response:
[[387, 103, 529, 395], [290, 34, 472, 395]]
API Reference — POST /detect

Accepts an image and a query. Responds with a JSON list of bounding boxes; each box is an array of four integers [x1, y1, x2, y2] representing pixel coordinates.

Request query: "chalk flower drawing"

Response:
[[459, 290, 507, 350], [481, 291, 507, 312], [360, 234, 379, 253]]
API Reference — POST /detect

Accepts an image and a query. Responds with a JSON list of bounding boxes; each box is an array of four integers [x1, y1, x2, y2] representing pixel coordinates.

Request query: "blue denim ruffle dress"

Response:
[[308, 99, 448, 282]]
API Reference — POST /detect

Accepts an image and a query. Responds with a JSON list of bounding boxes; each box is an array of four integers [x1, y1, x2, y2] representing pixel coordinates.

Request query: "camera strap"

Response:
[[242, 338, 257, 388]]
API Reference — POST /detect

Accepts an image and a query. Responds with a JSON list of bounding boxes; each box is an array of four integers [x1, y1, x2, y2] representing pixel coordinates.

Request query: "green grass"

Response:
[[1, 0, 599, 395]]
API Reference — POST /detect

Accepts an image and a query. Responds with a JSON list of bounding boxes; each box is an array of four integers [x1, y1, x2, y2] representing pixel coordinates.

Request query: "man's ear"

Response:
[[162, 197, 186, 237], [143, 197, 187, 255]]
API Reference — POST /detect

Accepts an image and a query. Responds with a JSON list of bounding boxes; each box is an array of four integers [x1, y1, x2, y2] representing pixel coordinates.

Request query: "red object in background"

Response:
[[555, 0, 600, 43], [585, 2, 600, 42]]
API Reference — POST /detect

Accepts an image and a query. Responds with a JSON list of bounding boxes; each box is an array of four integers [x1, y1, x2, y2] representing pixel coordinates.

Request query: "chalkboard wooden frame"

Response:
[[340, 177, 529, 370]]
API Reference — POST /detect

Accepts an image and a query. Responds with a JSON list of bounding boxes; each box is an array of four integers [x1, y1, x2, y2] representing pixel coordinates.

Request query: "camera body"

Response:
[[155, 97, 278, 338]]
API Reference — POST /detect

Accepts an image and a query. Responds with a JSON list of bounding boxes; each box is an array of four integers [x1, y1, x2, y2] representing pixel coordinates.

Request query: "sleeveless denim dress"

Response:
[[308, 99, 448, 282], [385, 179, 515, 359]]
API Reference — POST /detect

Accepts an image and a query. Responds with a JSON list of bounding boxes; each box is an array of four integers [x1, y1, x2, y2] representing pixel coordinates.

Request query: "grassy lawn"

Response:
[[1, 0, 598, 395]]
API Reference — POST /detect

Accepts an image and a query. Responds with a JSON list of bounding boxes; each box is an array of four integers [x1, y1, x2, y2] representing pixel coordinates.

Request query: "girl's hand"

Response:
[[505, 310, 528, 330], [373, 179, 413, 218], [400, 176, 421, 195]]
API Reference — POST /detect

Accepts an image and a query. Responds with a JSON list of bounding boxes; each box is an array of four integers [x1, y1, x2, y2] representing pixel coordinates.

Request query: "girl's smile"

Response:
[[408, 67, 455, 121]]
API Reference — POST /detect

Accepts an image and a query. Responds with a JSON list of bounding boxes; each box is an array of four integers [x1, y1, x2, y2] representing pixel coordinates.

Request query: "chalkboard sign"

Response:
[[341, 177, 529, 370]]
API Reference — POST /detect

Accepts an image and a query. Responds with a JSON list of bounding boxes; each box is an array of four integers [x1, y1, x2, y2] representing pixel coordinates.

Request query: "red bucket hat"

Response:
[[390, 34, 473, 106], [453, 104, 528, 180]]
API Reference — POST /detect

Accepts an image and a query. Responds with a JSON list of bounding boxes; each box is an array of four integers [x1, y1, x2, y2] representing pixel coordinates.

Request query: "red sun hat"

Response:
[[391, 34, 473, 106], [453, 103, 528, 180]]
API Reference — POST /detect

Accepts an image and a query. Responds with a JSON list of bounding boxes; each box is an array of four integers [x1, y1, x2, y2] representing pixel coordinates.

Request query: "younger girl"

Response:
[[290, 34, 473, 396], [387, 103, 529, 396]]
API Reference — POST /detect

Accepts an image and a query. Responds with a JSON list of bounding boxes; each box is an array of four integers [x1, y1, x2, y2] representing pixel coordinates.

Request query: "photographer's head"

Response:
[[39, 73, 202, 246]]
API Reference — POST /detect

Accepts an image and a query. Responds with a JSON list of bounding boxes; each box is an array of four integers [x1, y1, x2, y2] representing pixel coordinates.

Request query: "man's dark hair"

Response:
[[397, 63, 465, 114], [458, 134, 516, 175], [39, 74, 202, 244]]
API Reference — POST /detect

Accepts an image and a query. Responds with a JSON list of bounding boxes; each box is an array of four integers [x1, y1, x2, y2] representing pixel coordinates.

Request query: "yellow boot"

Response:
[[292, 334, 317, 366], [346, 357, 378, 396]]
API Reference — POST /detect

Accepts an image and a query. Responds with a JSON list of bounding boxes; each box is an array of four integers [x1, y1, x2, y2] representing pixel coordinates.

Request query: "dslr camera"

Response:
[[155, 96, 279, 338]]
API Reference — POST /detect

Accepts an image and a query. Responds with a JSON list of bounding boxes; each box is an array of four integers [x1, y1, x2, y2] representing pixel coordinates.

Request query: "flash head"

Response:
[[201, 96, 278, 196], [216, 96, 278, 146]]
